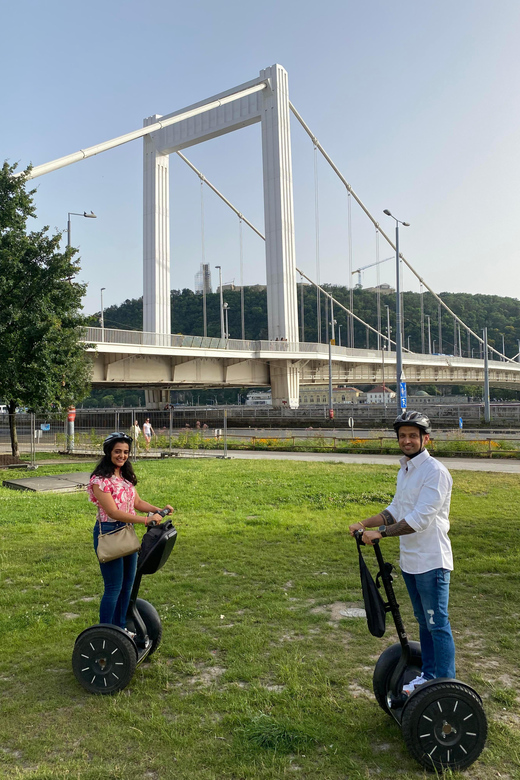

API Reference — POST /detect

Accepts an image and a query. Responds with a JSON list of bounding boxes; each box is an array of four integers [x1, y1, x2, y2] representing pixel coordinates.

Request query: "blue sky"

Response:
[[2, 0, 519, 317]]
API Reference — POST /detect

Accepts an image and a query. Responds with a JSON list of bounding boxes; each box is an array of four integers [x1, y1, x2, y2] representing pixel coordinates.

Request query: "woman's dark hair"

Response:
[[91, 438, 138, 485]]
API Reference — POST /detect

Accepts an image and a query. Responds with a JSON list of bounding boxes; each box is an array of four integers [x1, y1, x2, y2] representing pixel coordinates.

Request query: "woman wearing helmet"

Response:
[[349, 411, 455, 695], [87, 432, 173, 631]]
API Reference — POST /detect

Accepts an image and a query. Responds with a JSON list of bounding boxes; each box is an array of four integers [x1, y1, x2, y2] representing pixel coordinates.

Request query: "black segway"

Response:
[[72, 509, 177, 694], [355, 531, 487, 772]]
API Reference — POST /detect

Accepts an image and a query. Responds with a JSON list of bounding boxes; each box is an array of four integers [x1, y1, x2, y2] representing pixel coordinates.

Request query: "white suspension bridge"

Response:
[[20, 64, 520, 408]]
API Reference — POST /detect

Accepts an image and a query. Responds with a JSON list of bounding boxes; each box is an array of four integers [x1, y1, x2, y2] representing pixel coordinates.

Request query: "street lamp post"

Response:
[[383, 209, 410, 412], [215, 266, 224, 339], [427, 315, 432, 354], [67, 211, 96, 247], [100, 287, 106, 342], [64, 210, 96, 454]]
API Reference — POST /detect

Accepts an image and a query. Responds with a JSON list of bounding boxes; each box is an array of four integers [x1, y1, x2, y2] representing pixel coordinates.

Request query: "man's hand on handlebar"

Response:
[[349, 521, 382, 546], [360, 529, 382, 546]]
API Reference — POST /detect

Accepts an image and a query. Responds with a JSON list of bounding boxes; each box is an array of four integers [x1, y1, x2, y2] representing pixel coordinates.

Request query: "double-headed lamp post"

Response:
[[383, 209, 410, 413], [67, 211, 96, 247]]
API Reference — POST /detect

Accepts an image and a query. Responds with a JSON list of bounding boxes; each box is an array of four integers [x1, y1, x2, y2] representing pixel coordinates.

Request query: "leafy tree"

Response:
[[0, 162, 92, 455]]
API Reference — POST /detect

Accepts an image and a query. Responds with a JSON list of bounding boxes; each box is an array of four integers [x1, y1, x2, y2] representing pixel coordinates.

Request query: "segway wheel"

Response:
[[126, 598, 163, 656], [72, 626, 137, 695], [401, 681, 487, 771], [373, 641, 422, 715]]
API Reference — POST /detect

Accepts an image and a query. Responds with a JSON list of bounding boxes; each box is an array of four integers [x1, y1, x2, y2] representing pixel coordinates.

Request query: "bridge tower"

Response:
[[143, 64, 299, 408]]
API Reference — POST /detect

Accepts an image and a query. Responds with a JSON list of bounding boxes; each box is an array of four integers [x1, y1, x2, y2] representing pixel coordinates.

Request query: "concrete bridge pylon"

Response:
[[142, 64, 299, 408]]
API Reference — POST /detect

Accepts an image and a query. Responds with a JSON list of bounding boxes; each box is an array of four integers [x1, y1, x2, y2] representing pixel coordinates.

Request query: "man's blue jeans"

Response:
[[401, 568, 456, 680], [93, 522, 138, 628]]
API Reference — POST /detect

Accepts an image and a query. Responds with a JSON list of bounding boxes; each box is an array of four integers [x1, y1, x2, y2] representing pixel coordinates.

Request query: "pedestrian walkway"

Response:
[[3, 471, 91, 492]]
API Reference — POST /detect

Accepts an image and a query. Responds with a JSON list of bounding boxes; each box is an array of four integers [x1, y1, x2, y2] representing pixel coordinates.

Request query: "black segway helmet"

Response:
[[103, 432, 133, 455], [393, 411, 431, 436]]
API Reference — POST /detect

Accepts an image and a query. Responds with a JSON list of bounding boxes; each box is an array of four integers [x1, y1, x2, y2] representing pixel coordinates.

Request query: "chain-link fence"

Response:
[[2, 403, 520, 464]]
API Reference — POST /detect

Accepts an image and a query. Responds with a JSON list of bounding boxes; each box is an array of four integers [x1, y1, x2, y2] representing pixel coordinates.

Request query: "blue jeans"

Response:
[[401, 568, 456, 680], [93, 522, 138, 628]]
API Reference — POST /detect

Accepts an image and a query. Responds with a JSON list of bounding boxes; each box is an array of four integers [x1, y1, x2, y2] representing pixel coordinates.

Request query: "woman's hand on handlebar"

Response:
[[145, 505, 174, 526]]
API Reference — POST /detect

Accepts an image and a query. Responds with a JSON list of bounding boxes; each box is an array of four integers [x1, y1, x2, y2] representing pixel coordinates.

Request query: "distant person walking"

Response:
[[143, 418, 154, 451], [132, 419, 141, 448]]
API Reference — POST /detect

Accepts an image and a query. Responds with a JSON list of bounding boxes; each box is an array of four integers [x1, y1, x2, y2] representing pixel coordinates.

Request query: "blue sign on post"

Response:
[[400, 381, 407, 410], [40, 423, 50, 431], [459, 417, 463, 430]]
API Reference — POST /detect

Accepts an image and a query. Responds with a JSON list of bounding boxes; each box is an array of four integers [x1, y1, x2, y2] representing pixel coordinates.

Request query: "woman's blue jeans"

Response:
[[93, 522, 138, 628], [401, 568, 456, 680]]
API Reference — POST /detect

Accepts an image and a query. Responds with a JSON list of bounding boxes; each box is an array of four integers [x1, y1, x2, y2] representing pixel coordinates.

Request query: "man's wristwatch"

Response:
[[378, 525, 387, 538]]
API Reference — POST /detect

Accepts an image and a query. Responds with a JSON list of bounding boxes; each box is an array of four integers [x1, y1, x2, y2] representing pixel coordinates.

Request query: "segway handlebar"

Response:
[[146, 507, 172, 527], [354, 529, 380, 547]]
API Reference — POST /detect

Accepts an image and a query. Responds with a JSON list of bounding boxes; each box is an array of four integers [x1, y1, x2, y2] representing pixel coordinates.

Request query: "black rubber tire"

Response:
[[373, 641, 422, 715], [72, 626, 137, 695], [401, 681, 487, 771], [126, 598, 163, 656]]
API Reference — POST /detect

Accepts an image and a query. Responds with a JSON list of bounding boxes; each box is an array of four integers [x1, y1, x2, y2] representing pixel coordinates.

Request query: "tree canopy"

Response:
[[0, 161, 92, 454]]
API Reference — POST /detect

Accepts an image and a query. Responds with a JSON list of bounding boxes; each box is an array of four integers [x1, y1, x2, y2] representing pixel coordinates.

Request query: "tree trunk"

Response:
[[8, 400, 19, 457]]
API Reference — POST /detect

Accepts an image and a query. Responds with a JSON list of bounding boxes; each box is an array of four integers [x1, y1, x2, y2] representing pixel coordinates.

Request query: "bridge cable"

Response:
[[176, 151, 396, 350], [375, 229, 382, 351], [200, 177, 207, 337], [289, 101, 513, 363], [348, 192, 354, 347], [239, 218, 245, 341], [314, 144, 322, 343], [176, 152, 265, 240]]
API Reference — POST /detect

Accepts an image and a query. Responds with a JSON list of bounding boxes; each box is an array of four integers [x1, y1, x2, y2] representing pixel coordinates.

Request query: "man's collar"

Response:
[[399, 448, 430, 469]]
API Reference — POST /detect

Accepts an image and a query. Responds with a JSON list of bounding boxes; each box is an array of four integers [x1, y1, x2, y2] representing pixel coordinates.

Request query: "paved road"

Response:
[[223, 449, 520, 473]]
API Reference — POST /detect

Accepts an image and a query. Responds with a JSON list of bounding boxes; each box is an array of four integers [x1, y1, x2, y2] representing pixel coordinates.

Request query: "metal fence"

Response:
[[2, 410, 520, 463]]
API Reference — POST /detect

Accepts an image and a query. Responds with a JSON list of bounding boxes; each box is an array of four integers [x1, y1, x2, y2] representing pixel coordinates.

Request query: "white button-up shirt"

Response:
[[385, 449, 453, 574]]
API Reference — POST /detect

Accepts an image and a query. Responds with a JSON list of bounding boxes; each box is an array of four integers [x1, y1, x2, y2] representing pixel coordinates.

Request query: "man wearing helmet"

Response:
[[349, 411, 455, 695]]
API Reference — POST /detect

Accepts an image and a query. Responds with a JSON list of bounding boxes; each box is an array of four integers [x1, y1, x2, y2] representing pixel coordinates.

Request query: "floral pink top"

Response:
[[87, 474, 136, 523]]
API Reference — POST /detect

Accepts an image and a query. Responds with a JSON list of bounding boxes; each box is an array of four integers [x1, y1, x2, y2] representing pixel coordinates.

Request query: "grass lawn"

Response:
[[0, 459, 519, 780]]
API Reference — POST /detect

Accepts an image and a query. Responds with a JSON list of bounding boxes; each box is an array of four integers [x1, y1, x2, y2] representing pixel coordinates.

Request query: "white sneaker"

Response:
[[403, 673, 428, 695]]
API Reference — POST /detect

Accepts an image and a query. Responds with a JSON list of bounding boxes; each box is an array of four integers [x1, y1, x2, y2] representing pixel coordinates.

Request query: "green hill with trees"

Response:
[[94, 284, 520, 356]]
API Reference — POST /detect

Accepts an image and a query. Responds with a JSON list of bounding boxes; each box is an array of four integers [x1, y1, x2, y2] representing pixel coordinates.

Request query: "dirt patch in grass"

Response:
[[185, 664, 226, 686], [310, 601, 365, 623]]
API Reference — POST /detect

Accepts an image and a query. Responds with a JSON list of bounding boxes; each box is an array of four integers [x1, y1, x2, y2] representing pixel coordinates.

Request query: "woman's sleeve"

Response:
[[86, 476, 111, 504]]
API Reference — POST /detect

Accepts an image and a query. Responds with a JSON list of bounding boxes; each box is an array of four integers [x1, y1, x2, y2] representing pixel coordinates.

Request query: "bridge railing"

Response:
[[81, 327, 520, 367], [83, 327, 390, 358]]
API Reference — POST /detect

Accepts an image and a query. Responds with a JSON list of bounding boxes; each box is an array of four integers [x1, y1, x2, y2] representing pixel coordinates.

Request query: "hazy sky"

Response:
[[2, 0, 519, 317]]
